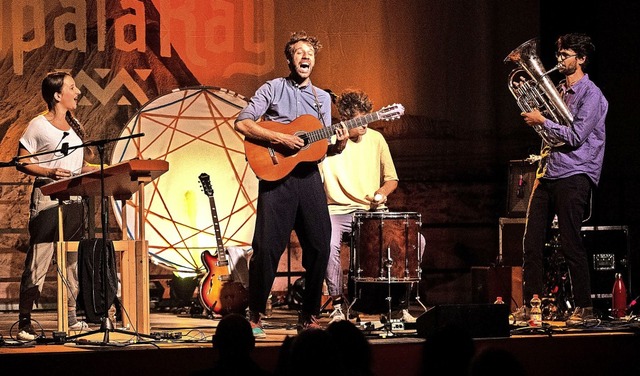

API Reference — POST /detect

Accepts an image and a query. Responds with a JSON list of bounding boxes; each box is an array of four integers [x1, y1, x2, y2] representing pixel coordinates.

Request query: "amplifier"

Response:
[[582, 226, 630, 313]]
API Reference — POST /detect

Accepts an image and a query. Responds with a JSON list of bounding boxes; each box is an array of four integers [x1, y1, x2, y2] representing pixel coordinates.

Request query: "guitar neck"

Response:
[[208, 196, 225, 261], [304, 111, 383, 143]]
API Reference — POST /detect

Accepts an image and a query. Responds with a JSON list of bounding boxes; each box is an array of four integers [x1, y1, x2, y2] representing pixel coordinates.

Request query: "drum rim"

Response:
[[352, 211, 421, 218]]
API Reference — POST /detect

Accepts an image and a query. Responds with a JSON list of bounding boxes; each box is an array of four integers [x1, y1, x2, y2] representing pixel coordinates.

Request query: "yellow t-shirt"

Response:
[[320, 128, 398, 215]]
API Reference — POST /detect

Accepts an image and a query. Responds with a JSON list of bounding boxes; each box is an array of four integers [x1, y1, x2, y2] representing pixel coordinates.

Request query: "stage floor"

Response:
[[1, 306, 640, 376]]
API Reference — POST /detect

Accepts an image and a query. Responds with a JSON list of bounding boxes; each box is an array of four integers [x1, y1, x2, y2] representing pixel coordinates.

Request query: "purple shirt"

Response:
[[237, 77, 332, 127], [542, 74, 608, 186]]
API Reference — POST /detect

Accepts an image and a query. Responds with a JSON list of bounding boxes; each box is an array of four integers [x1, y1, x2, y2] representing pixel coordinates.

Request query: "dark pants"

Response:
[[523, 174, 592, 308], [249, 164, 331, 316]]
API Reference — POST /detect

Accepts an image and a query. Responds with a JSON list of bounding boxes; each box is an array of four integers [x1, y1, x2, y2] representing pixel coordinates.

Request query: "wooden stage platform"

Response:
[[1, 307, 639, 376]]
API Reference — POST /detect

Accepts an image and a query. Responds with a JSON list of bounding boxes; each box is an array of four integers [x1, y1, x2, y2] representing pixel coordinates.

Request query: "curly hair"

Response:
[[337, 90, 373, 121], [284, 31, 322, 60], [556, 33, 595, 70]]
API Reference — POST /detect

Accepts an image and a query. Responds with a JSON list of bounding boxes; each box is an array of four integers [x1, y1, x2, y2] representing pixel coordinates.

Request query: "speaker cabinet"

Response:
[[506, 159, 537, 217], [416, 304, 510, 339], [582, 226, 630, 313], [499, 217, 525, 267], [472, 266, 523, 311]]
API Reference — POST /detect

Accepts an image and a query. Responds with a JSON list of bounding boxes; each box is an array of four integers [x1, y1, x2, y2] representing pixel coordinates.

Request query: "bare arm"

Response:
[[235, 118, 304, 150], [366, 179, 399, 206], [16, 144, 97, 179], [15, 144, 72, 180]]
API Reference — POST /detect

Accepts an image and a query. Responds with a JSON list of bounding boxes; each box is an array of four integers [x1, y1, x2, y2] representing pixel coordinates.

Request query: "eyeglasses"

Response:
[[555, 52, 577, 61]]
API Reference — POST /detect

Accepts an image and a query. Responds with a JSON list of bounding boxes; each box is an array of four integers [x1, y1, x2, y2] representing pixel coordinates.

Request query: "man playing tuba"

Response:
[[515, 33, 608, 326]]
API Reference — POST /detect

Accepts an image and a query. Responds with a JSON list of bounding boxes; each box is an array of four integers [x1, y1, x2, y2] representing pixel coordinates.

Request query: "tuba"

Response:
[[504, 38, 573, 147]]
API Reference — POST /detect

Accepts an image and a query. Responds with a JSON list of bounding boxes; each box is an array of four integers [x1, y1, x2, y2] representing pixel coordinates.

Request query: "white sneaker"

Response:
[[329, 305, 346, 323], [401, 309, 416, 323], [68, 321, 89, 331], [17, 329, 37, 341]]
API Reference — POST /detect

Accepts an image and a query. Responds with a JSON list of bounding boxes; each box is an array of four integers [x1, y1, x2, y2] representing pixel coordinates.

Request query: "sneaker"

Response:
[[17, 324, 38, 341], [329, 305, 345, 323], [297, 312, 321, 333], [566, 307, 595, 327], [250, 320, 266, 338], [401, 309, 416, 323], [69, 321, 89, 331], [248, 310, 266, 338]]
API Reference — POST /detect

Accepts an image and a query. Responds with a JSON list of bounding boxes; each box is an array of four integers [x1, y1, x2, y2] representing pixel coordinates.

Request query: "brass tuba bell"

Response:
[[504, 38, 573, 147]]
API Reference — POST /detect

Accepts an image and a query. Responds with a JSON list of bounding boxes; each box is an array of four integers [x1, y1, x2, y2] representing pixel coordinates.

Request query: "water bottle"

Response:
[[612, 273, 627, 318], [265, 294, 273, 318], [530, 294, 542, 326], [494, 296, 505, 305]]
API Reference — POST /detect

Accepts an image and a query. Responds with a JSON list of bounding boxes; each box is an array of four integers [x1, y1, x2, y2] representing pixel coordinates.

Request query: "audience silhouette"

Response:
[[470, 347, 526, 376], [326, 320, 374, 376], [191, 313, 271, 376], [420, 324, 475, 376]]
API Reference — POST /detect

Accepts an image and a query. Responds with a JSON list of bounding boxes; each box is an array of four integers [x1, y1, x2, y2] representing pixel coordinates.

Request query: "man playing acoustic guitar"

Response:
[[235, 31, 348, 337]]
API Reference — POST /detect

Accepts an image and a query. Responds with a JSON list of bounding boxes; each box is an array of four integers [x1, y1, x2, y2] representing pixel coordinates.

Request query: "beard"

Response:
[[560, 62, 578, 76]]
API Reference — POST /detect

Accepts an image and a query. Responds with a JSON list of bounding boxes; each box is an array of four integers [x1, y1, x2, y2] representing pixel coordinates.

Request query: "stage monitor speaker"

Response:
[[416, 304, 510, 339], [506, 159, 537, 217]]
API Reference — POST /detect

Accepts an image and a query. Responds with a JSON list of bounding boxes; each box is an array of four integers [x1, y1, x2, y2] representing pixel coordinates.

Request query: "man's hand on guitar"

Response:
[[274, 132, 305, 150]]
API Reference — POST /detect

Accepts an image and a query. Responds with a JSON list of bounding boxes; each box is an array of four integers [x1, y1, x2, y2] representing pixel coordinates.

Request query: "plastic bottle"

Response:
[[612, 273, 627, 318], [265, 294, 273, 318], [494, 296, 505, 305], [530, 294, 542, 326]]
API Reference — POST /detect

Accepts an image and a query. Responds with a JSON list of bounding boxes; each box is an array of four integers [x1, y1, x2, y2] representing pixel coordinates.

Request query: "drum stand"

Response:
[[381, 247, 396, 337]]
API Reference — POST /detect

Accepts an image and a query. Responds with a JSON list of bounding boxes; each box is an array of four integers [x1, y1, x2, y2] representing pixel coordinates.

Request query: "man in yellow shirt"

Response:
[[321, 90, 416, 322]]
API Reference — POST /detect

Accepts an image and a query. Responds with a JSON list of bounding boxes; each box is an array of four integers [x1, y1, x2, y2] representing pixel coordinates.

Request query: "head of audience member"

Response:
[[213, 313, 255, 358], [470, 347, 525, 376], [290, 328, 341, 376], [327, 320, 373, 376], [421, 324, 475, 376]]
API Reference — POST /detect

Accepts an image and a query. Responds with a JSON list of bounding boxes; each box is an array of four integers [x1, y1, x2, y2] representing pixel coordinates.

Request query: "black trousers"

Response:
[[249, 164, 331, 316], [523, 174, 592, 308]]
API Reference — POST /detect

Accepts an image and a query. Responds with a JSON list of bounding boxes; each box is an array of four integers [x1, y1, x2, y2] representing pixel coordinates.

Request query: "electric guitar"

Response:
[[198, 173, 248, 315], [243, 103, 405, 181]]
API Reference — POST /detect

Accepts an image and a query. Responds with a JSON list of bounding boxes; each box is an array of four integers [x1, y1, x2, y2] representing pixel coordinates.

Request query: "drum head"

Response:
[[110, 87, 257, 275]]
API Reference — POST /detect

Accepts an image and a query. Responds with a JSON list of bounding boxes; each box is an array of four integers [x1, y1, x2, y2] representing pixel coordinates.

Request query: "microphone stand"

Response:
[[62, 133, 157, 345]]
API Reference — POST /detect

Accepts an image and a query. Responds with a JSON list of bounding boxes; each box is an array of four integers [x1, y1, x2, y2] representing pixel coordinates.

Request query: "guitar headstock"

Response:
[[378, 103, 405, 121], [198, 173, 214, 197]]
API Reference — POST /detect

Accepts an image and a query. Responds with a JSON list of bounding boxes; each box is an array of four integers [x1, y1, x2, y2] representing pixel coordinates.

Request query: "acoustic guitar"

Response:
[[198, 173, 248, 315], [243, 103, 405, 181]]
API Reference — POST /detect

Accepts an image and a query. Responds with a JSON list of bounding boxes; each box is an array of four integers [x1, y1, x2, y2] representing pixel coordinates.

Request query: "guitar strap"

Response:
[[311, 85, 327, 127]]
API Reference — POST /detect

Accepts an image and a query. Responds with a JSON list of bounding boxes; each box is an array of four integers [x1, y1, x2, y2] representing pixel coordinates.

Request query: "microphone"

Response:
[[54, 132, 70, 156]]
